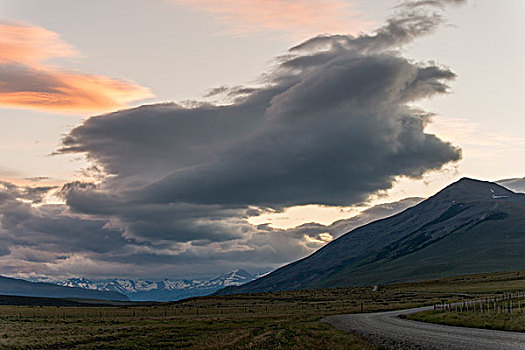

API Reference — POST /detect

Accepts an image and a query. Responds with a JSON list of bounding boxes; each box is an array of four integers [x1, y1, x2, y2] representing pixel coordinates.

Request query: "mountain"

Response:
[[197, 269, 257, 289], [0, 275, 128, 301], [57, 269, 256, 301], [217, 178, 525, 295]]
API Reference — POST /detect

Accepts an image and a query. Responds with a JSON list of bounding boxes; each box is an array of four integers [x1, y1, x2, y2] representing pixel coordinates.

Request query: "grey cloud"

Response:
[[0, 246, 10, 257], [59, 99, 267, 183], [0, 184, 129, 256], [0, 181, 422, 280], [0, 64, 63, 94], [54, 1, 462, 266], [400, 0, 467, 10], [0, 181, 55, 204], [0, 0, 466, 280], [60, 8, 461, 210], [288, 9, 443, 55], [204, 85, 257, 99], [60, 182, 252, 243], [0, 204, 126, 255], [139, 55, 459, 208]]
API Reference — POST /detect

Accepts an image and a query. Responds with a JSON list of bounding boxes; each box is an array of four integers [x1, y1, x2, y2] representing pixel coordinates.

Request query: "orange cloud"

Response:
[[175, 0, 370, 38], [0, 22, 153, 114], [0, 23, 79, 65]]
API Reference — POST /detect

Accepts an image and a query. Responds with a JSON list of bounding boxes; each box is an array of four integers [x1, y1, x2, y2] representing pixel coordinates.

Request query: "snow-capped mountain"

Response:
[[56, 269, 257, 301], [196, 269, 256, 288]]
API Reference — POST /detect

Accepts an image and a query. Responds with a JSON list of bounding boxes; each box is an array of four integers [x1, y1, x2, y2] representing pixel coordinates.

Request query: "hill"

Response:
[[217, 178, 525, 295], [0, 275, 128, 301]]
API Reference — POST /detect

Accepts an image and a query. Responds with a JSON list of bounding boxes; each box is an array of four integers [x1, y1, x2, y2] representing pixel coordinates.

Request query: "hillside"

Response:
[[0, 275, 128, 301], [218, 178, 525, 295]]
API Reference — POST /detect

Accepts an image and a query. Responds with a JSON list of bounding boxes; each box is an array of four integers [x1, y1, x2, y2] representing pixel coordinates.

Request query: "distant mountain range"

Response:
[[217, 178, 525, 295], [0, 275, 128, 301], [3, 177, 523, 302], [56, 269, 257, 301]]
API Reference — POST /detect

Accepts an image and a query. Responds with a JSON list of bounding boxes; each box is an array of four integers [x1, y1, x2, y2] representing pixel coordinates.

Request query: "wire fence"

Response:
[[434, 291, 524, 314]]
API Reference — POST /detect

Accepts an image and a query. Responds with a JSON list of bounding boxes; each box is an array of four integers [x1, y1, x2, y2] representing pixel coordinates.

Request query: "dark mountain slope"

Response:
[[218, 178, 525, 295], [0, 275, 129, 301]]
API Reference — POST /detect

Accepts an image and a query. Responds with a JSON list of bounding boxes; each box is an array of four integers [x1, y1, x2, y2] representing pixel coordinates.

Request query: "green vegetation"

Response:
[[0, 270, 523, 349], [407, 306, 525, 332]]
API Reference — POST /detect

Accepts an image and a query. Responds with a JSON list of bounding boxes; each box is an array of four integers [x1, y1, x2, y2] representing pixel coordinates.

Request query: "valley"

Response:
[[0, 270, 523, 349]]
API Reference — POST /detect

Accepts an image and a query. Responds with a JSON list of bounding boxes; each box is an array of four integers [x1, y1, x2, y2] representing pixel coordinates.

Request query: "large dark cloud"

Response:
[[140, 55, 459, 208], [1, 1, 465, 279], [0, 181, 421, 279], [0, 182, 127, 255], [59, 5, 460, 210]]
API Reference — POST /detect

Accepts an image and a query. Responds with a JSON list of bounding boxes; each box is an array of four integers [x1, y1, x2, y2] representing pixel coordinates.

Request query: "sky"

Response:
[[0, 0, 523, 280]]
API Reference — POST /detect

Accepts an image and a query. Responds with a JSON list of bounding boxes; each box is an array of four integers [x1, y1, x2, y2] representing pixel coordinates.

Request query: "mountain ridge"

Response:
[[0, 275, 129, 301], [56, 269, 257, 301], [217, 178, 525, 295]]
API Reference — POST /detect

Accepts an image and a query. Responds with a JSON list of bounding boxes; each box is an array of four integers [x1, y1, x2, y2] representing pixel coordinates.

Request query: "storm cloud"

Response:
[[0, 181, 421, 279], [60, 5, 461, 209], [1, 1, 464, 279]]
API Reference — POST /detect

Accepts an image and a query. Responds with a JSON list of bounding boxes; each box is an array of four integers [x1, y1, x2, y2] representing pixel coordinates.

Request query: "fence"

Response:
[[434, 291, 524, 314]]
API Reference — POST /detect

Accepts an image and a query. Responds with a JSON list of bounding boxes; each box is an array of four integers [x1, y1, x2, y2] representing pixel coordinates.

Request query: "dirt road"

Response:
[[323, 306, 525, 349]]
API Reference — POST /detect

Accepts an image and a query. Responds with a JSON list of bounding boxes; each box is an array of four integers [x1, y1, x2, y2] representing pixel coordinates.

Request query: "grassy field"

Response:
[[389, 270, 525, 294], [0, 270, 523, 349], [406, 306, 525, 332]]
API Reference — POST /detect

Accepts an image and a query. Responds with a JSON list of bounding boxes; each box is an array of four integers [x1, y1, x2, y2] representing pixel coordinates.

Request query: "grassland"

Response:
[[0, 270, 523, 349], [406, 307, 525, 332], [406, 292, 525, 333]]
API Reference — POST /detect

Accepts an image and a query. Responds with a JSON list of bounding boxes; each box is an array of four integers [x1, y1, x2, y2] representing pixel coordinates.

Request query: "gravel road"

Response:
[[322, 306, 525, 349]]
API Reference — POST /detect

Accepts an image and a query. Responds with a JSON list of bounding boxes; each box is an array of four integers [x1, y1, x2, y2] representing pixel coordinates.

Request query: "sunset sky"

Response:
[[0, 0, 523, 280]]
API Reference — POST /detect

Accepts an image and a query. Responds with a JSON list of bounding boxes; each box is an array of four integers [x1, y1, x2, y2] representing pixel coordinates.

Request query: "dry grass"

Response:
[[406, 306, 525, 332], [0, 270, 523, 349], [389, 270, 525, 294], [0, 310, 372, 349]]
